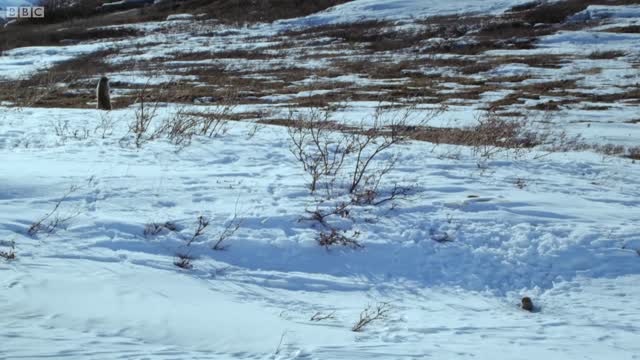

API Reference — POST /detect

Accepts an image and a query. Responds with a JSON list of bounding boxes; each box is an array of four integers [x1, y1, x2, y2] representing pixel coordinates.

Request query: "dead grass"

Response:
[[0, 48, 129, 108], [0, 18, 140, 52], [627, 147, 640, 160], [604, 25, 640, 34], [588, 50, 627, 60]]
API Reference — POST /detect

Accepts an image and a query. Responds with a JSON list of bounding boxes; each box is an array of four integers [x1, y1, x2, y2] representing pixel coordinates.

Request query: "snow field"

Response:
[[1, 103, 639, 358]]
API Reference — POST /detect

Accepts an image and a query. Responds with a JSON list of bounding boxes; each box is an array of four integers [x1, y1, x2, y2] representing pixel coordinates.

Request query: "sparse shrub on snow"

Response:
[[0, 240, 16, 261], [144, 221, 178, 237], [288, 102, 443, 200], [351, 302, 391, 332], [310, 311, 336, 322], [173, 253, 194, 270], [317, 228, 362, 250], [627, 146, 640, 161], [28, 185, 82, 237], [127, 84, 166, 149], [211, 212, 243, 251]]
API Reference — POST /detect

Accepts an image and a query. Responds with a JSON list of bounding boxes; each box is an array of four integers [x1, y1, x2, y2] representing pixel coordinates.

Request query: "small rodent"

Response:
[[96, 76, 112, 111], [521, 297, 534, 312]]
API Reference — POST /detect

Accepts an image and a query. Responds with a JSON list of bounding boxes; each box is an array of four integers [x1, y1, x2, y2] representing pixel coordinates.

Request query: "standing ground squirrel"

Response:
[[96, 76, 112, 110]]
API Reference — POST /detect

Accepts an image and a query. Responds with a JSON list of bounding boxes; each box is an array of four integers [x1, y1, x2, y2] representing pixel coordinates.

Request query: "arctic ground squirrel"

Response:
[[96, 76, 112, 110], [521, 297, 534, 312]]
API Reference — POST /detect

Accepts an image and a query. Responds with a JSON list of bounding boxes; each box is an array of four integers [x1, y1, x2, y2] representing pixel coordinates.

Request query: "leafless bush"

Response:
[[122, 81, 169, 148], [187, 215, 210, 246], [52, 119, 90, 143], [171, 216, 208, 270], [174, 253, 194, 269], [304, 201, 351, 226], [0, 240, 16, 261], [164, 107, 200, 148], [344, 105, 412, 195], [144, 221, 178, 236], [317, 228, 362, 250], [468, 111, 542, 162], [130, 87, 164, 148], [287, 107, 351, 194], [596, 143, 626, 157], [28, 185, 81, 236], [310, 311, 336, 322], [628, 146, 640, 160], [94, 112, 116, 139], [163, 100, 237, 148], [246, 122, 264, 140], [351, 302, 391, 332], [197, 100, 237, 137], [212, 206, 243, 250], [288, 102, 444, 201], [514, 177, 527, 189]]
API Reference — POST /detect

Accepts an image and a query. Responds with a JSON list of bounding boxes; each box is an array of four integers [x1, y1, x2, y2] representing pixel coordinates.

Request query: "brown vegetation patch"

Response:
[[604, 25, 640, 34], [588, 50, 626, 60], [0, 49, 127, 108], [0, 23, 140, 52]]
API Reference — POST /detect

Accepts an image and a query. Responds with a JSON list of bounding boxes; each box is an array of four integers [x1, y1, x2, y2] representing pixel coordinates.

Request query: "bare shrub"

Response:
[[158, 92, 238, 149], [94, 112, 116, 139], [345, 106, 410, 195], [317, 228, 362, 250], [0, 240, 16, 261], [351, 183, 412, 206], [129, 86, 165, 148], [171, 216, 208, 270], [287, 107, 351, 195], [164, 107, 200, 148], [52, 119, 90, 143], [212, 206, 243, 251], [514, 177, 527, 189], [197, 98, 237, 137], [246, 122, 264, 140], [144, 221, 178, 236], [187, 215, 210, 246], [303, 201, 351, 227], [28, 185, 81, 236], [468, 111, 542, 161], [596, 143, 625, 157], [351, 302, 391, 332], [174, 253, 194, 269], [626, 146, 640, 160], [121, 81, 172, 148], [288, 102, 445, 201], [310, 311, 336, 322]]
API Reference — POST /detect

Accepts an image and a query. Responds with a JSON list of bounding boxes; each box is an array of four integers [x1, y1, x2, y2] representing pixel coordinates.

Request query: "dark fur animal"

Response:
[[96, 76, 112, 110], [521, 297, 534, 312]]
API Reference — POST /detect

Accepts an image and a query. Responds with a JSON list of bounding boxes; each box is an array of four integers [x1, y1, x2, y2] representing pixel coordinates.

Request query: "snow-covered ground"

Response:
[[279, 0, 528, 27], [1, 1, 640, 359], [1, 104, 639, 359]]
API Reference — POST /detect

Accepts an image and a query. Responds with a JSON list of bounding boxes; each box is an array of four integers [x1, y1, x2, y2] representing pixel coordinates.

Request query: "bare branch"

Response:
[[351, 302, 391, 332]]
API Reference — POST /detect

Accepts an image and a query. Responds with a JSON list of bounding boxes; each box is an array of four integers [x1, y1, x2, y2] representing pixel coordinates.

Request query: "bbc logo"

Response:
[[6, 7, 45, 18]]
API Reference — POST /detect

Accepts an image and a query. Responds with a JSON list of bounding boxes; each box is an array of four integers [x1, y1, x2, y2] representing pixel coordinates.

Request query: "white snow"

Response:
[[1, 104, 639, 358], [0, 43, 111, 79], [278, 0, 530, 27], [570, 4, 640, 22]]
